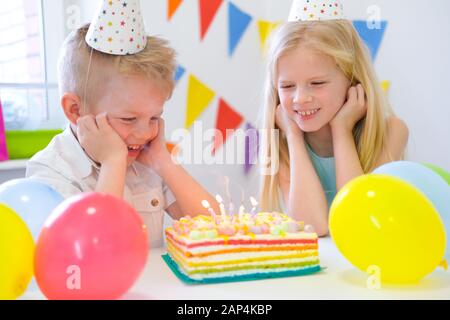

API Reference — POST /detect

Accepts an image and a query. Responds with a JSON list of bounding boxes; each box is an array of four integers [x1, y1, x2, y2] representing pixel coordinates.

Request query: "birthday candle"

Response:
[[201, 200, 217, 223], [250, 196, 258, 215], [215, 194, 227, 220]]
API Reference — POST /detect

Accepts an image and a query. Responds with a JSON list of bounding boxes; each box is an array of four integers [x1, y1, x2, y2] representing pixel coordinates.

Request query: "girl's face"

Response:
[[93, 74, 168, 165], [277, 45, 350, 133]]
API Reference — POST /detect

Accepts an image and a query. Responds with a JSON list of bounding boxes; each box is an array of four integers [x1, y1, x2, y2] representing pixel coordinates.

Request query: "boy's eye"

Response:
[[121, 117, 136, 122], [311, 82, 326, 86]]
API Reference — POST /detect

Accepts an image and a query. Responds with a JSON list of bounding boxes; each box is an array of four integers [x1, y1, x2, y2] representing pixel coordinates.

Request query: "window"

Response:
[[0, 0, 62, 130]]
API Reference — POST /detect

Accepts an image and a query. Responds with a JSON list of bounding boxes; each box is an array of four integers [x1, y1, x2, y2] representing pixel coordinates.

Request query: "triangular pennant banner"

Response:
[[213, 98, 244, 154], [381, 80, 390, 94], [353, 20, 388, 61], [167, 0, 183, 21], [199, 0, 223, 40], [244, 122, 259, 175], [185, 75, 215, 129], [228, 2, 252, 57], [257, 20, 280, 54], [174, 64, 186, 83]]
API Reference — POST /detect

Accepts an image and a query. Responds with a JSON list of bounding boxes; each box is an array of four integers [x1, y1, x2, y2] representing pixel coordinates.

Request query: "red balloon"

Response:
[[34, 192, 149, 299]]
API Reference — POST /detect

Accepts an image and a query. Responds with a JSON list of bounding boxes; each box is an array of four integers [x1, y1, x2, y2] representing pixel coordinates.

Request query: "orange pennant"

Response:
[[199, 0, 223, 40], [168, 0, 183, 21], [213, 98, 244, 154]]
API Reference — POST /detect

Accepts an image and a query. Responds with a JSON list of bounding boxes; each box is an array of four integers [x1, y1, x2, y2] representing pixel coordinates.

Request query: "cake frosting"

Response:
[[165, 212, 321, 282]]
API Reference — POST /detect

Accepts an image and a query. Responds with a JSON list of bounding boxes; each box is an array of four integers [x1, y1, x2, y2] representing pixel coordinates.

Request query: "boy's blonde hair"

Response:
[[58, 24, 177, 109], [260, 20, 394, 211]]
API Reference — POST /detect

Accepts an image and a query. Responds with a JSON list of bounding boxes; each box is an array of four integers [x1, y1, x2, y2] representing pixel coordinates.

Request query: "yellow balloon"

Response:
[[0, 204, 35, 299], [329, 174, 446, 284]]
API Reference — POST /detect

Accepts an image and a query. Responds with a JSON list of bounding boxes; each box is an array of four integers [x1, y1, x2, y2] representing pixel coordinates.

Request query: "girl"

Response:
[[259, 4, 409, 236]]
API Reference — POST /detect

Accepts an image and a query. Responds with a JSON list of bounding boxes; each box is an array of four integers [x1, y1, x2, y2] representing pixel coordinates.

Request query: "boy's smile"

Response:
[[90, 73, 168, 166]]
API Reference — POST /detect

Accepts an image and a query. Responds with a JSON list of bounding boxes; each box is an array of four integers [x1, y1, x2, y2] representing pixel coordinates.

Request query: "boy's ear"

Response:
[[61, 93, 83, 125]]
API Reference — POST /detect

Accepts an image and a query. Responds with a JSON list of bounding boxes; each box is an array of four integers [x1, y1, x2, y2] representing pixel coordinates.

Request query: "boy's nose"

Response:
[[133, 123, 157, 141]]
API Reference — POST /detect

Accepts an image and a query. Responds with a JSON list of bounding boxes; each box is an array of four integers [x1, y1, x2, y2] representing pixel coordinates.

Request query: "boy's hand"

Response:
[[330, 84, 367, 133], [275, 104, 304, 138], [76, 113, 128, 165], [137, 118, 172, 172]]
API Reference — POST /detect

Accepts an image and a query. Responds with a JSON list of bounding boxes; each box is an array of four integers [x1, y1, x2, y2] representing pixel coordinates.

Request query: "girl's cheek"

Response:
[[279, 93, 291, 108]]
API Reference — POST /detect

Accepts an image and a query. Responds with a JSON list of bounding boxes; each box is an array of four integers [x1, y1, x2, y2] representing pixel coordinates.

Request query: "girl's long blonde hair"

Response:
[[259, 20, 393, 211]]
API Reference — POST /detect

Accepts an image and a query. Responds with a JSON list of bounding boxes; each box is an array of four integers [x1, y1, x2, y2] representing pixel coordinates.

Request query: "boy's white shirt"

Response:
[[26, 125, 176, 248]]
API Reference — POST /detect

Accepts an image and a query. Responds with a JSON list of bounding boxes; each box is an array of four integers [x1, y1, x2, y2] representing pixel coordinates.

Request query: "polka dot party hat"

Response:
[[86, 0, 147, 55], [288, 0, 345, 22]]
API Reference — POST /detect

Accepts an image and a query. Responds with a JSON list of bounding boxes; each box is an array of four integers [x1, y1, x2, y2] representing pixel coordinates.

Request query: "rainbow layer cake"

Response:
[[164, 212, 321, 283]]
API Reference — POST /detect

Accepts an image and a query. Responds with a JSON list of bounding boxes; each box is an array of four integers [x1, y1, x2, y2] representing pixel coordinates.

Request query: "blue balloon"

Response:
[[0, 179, 64, 240], [373, 161, 450, 259]]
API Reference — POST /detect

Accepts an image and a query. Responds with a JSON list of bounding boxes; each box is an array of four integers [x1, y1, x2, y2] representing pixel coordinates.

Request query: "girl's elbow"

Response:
[[316, 226, 329, 237]]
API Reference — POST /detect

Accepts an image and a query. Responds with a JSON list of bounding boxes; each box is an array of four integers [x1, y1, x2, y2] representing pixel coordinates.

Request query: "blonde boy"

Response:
[[26, 25, 218, 247]]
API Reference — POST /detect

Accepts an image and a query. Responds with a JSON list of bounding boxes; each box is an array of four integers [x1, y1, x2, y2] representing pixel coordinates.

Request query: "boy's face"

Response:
[[90, 73, 168, 166], [277, 45, 350, 133]]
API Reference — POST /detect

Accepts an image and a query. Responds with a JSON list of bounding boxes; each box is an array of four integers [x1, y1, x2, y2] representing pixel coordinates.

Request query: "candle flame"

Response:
[[201, 200, 210, 208], [215, 194, 223, 203]]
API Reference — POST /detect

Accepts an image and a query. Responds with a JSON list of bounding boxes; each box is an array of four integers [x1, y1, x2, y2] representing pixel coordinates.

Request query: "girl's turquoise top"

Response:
[[305, 143, 337, 207]]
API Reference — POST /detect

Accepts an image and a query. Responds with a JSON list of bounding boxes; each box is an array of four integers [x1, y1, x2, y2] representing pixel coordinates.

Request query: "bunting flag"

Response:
[[353, 20, 388, 61], [381, 80, 390, 94], [257, 20, 280, 54], [166, 142, 181, 156], [199, 0, 224, 40], [244, 122, 259, 175], [228, 2, 252, 57], [167, 0, 184, 21], [174, 64, 186, 83], [212, 98, 244, 155], [185, 75, 215, 129]]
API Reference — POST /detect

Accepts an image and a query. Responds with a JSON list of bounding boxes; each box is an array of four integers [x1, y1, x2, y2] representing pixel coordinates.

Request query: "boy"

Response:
[[26, 23, 218, 247]]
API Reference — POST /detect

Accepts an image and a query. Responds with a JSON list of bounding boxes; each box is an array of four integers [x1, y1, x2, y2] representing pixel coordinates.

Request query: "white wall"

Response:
[[51, 0, 450, 204]]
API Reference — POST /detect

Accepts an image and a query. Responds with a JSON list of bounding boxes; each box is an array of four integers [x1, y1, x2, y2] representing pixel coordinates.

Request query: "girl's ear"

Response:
[[61, 93, 83, 125]]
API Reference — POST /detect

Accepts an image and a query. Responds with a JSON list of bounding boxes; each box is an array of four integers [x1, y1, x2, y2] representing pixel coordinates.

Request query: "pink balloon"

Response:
[[34, 192, 149, 300]]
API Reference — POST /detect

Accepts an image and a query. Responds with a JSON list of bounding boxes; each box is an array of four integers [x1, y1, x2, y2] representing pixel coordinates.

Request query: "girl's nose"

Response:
[[293, 87, 313, 104]]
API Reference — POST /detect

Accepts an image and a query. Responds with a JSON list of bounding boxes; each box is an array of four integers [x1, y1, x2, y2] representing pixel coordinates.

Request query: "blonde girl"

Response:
[[259, 12, 408, 236]]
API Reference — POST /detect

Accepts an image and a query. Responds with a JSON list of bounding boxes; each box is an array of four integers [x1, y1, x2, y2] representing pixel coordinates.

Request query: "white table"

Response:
[[23, 237, 450, 300]]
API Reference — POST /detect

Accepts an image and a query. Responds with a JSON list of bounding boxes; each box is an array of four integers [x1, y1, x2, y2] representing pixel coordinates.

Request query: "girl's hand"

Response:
[[137, 118, 172, 171], [275, 104, 303, 138], [330, 84, 368, 133], [76, 113, 128, 165]]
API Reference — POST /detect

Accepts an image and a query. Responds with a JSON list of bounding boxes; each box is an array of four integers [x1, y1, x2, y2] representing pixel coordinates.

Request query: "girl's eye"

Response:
[[312, 82, 326, 86], [280, 84, 294, 89]]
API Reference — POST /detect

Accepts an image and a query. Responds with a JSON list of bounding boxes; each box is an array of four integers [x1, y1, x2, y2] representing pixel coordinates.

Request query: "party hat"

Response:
[[288, 0, 345, 22], [86, 0, 147, 55]]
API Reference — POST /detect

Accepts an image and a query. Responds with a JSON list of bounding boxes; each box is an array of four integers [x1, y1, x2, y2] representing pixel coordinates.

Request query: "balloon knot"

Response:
[[439, 260, 448, 271]]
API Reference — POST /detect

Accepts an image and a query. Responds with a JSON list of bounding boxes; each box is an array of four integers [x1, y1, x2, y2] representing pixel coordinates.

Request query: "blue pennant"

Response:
[[174, 64, 186, 83], [228, 2, 252, 57], [353, 20, 388, 61]]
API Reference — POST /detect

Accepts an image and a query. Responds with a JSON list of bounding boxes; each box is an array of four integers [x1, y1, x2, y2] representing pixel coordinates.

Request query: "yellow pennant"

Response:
[[185, 75, 215, 129], [257, 20, 280, 55], [381, 80, 390, 94]]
